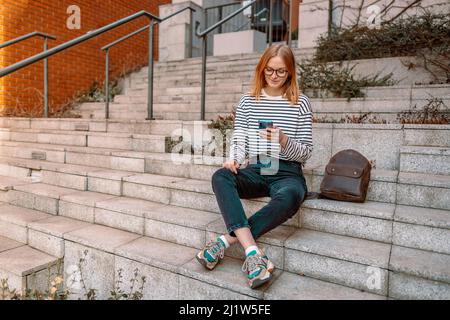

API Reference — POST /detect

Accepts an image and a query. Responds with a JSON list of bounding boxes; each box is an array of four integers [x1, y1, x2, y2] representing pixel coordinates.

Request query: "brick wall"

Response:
[[0, 0, 171, 116]]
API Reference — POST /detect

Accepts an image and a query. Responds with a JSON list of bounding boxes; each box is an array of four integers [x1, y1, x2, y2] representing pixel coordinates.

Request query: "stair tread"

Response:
[[0, 175, 32, 191], [0, 235, 24, 253], [303, 199, 396, 220], [265, 271, 386, 300], [285, 229, 391, 269], [64, 224, 141, 253], [1, 160, 446, 230], [28, 215, 91, 238], [13, 182, 81, 199], [0, 245, 58, 276], [399, 171, 450, 188], [394, 205, 450, 229], [390, 245, 450, 284], [6, 128, 165, 138], [401, 145, 450, 155], [0, 203, 52, 226], [59, 190, 118, 207]]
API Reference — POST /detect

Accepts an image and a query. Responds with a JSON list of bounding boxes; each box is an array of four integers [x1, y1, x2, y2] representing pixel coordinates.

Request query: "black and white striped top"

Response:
[[229, 91, 313, 165]]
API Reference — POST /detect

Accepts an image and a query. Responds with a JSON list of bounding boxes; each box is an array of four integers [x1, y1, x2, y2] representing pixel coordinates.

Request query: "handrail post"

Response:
[[147, 22, 155, 120], [196, 0, 256, 122], [200, 35, 207, 121], [269, 0, 273, 46], [218, 7, 223, 34], [288, 0, 293, 47], [43, 37, 49, 118], [105, 48, 110, 119]]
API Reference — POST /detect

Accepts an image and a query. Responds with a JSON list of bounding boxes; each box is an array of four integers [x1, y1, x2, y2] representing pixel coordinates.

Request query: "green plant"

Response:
[[207, 111, 236, 156], [109, 268, 146, 300], [298, 60, 396, 100], [0, 249, 147, 300], [0, 259, 68, 300], [314, 11, 450, 63], [397, 96, 449, 124], [313, 112, 387, 124], [76, 79, 122, 104]]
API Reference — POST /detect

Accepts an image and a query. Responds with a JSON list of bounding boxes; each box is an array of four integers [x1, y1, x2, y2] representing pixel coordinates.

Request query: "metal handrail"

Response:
[[235, 7, 269, 32], [101, 6, 195, 120], [0, 31, 57, 117], [195, 0, 257, 121], [0, 32, 56, 49], [0, 10, 160, 118]]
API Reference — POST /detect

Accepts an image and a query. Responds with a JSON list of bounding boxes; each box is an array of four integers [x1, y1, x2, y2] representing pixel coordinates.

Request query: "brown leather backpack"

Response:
[[319, 149, 372, 202]]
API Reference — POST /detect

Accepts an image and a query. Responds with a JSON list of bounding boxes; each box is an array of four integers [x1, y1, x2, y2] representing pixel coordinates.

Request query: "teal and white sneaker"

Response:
[[242, 250, 275, 289], [196, 238, 226, 270]]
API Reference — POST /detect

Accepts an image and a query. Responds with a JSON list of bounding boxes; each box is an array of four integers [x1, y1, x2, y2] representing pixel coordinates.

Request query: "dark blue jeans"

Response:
[[211, 156, 308, 239]]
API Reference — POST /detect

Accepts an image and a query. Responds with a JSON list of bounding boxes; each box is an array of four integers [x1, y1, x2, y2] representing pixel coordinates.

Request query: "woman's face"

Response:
[[264, 56, 289, 90]]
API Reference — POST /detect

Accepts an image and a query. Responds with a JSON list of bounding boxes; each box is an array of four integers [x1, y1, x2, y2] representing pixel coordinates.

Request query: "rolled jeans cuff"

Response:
[[227, 222, 251, 237]]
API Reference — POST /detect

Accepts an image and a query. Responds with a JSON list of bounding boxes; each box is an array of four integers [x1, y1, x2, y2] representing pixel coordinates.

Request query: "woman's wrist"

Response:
[[280, 134, 289, 148]]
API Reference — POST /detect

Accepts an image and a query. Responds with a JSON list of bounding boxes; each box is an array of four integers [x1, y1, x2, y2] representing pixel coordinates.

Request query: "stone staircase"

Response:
[[73, 50, 450, 123], [0, 116, 448, 299]]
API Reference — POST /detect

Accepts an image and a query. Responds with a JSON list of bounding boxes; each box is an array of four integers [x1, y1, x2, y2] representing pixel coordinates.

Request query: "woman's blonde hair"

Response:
[[251, 44, 299, 105]]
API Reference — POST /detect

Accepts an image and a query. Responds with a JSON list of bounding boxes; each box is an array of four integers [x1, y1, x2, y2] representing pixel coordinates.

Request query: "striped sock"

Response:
[[245, 245, 259, 257], [218, 235, 230, 249]]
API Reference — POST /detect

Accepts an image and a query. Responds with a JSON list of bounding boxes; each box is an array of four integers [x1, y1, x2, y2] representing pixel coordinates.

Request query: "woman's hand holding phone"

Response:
[[223, 159, 240, 174]]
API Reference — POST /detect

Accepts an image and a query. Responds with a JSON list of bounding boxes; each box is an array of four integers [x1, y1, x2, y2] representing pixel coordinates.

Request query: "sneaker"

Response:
[[196, 239, 226, 270], [242, 250, 275, 289]]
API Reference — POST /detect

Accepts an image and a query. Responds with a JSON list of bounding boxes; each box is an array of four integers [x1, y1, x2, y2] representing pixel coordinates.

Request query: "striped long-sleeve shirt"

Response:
[[229, 91, 313, 166]]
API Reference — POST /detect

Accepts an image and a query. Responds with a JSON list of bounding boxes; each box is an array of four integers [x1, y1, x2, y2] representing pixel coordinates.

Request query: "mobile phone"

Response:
[[259, 120, 273, 129]]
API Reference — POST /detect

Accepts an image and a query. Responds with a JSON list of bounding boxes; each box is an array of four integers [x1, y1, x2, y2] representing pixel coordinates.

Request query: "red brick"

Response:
[[1, 0, 171, 115]]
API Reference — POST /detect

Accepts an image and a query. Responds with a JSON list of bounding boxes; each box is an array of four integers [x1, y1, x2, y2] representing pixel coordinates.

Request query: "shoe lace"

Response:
[[241, 254, 266, 274], [205, 241, 225, 260]]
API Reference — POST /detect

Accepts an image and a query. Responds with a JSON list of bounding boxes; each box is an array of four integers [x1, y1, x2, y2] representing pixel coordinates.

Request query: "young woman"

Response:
[[196, 44, 313, 289]]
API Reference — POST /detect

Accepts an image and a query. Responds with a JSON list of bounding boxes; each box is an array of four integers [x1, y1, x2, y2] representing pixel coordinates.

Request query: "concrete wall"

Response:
[[159, 1, 205, 61]]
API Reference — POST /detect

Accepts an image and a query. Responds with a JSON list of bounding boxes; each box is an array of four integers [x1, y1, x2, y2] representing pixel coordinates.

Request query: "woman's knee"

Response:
[[211, 168, 235, 190], [274, 186, 305, 211]]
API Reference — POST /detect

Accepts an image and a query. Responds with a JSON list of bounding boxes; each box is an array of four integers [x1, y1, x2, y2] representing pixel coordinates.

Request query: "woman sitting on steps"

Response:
[[196, 44, 313, 289]]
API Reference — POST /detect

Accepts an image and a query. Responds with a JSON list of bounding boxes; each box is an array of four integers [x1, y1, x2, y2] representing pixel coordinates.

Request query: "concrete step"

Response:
[[0, 140, 439, 206], [397, 171, 450, 210], [362, 84, 450, 99], [137, 64, 257, 77], [113, 92, 245, 105], [2, 154, 446, 248], [403, 124, 450, 148], [0, 175, 33, 203], [1, 136, 448, 209], [0, 235, 23, 253], [0, 203, 52, 242], [400, 146, 450, 176], [0, 117, 186, 137], [61, 224, 384, 299], [0, 167, 399, 240], [393, 205, 450, 255], [0, 244, 61, 295], [388, 245, 450, 299], [284, 229, 391, 295], [127, 77, 252, 90], [1, 179, 447, 298], [0, 128, 167, 153], [77, 109, 227, 121], [131, 71, 255, 85], [86, 102, 236, 114], [0, 202, 385, 299]]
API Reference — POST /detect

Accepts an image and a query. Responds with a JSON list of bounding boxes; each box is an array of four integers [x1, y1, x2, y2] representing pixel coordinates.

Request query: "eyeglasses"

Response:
[[264, 67, 288, 78]]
